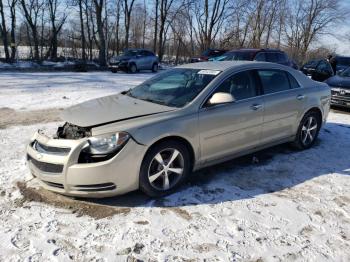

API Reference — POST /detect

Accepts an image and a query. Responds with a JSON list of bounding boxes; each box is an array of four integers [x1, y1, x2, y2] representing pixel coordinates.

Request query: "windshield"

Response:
[[221, 51, 254, 61], [303, 60, 319, 68], [209, 55, 228, 61], [339, 67, 350, 77], [127, 68, 220, 107], [337, 57, 350, 66]]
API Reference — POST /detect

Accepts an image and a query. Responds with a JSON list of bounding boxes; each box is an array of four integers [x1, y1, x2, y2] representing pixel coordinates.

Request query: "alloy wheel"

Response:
[[301, 116, 318, 146], [148, 148, 184, 191]]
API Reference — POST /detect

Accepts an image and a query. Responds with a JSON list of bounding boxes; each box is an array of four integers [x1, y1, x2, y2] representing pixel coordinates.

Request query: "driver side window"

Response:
[[215, 70, 258, 101]]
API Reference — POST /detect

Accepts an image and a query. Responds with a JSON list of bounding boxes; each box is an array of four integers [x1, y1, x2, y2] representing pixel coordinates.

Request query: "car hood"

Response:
[[62, 94, 175, 127], [326, 75, 350, 89]]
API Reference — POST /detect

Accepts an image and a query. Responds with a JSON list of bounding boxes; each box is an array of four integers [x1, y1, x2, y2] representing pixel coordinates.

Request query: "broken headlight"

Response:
[[79, 132, 130, 163], [85, 132, 129, 155]]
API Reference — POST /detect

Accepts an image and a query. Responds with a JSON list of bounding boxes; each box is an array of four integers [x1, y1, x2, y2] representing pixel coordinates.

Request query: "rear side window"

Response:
[[257, 70, 291, 94], [215, 70, 258, 100], [287, 73, 300, 89]]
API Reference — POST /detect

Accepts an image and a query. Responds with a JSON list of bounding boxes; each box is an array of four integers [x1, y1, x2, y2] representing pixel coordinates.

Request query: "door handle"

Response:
[[297, 94, 306, 100], [250, 104, 263, 111]]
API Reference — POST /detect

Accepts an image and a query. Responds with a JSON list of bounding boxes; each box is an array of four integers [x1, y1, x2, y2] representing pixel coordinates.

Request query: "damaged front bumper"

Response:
[[26, 130, 146, 198]]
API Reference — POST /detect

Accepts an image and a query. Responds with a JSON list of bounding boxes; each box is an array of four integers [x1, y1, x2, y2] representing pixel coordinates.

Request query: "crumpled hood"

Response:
[[326, 75, 350, 89], [62, 94, 175, 127]]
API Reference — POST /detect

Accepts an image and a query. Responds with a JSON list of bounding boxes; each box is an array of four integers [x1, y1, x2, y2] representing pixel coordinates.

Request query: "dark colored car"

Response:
[[214, 48, 298, 69], [334, 56, 350, 73], [190, 49, 227, 63], [301, 59, 334, 82], [325, 67, 350, 108], [300, 59, 321, 75], [109, 49, 159, 73]]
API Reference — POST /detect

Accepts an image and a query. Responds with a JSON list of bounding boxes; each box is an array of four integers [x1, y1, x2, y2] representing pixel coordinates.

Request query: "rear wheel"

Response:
[[292, 111, 321, 149], [140, 141, 190, 197]]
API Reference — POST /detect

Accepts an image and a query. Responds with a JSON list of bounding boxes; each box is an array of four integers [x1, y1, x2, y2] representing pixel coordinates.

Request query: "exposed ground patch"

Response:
[[0, 107, 62, 129], [16, 181, 130, 219]]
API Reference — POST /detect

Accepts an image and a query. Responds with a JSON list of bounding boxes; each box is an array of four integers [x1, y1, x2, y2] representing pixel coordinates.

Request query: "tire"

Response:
[[139, 140, 191, 197], [292, 111, 321, 150], [151, 63, 158, 72], [128, 63, 137, 73], [111, 69, 118, 73]]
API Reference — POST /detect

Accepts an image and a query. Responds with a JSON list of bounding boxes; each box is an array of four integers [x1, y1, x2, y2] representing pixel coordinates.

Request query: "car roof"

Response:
[[228, 48, 283, 53], [125, 48, 153, 52], [176, 61, 286, 72]]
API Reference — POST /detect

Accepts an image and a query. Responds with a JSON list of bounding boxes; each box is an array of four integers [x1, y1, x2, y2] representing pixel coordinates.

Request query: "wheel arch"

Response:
[[302, 106, 323, 124], [143, 136, 196, 171]]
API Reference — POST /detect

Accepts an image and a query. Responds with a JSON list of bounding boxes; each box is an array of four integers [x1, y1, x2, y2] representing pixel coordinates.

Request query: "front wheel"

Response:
[[152, 63, 158, 72], [128, 63, 137, 73], [292, 111, 321, 149], [139, 141, 191, 197]]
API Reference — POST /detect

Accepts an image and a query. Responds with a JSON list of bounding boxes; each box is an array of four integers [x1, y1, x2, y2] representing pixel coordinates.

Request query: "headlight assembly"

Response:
[[79, 132, 130, 163]]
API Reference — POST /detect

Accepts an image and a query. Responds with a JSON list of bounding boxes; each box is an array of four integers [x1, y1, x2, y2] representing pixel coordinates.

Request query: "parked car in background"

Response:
[[26, 61, 330, 198], [190, 48, 227, 63], [109, 49, 159, 73], [334, 56, 350, 73], [325, 66, 350, 108], [213, 48, 298, 69], [301, 59, 334, 82], [300, 59, 321, 75]]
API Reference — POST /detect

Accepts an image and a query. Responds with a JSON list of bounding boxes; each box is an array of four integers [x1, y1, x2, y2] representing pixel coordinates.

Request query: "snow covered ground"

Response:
[[0, 72, 349, 261]]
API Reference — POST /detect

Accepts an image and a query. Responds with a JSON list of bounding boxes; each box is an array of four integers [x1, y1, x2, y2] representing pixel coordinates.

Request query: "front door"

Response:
[[198, 70, 264, 163]]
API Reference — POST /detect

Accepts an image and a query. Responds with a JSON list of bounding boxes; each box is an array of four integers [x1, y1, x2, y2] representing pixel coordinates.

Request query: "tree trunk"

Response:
[[0, 0, 10, 61], [116, 0, 121, 54], [153, 0, 158, 53], [9, 0, 16, 61], [94, 0, 106, 66], [79, 0, 86, 61]]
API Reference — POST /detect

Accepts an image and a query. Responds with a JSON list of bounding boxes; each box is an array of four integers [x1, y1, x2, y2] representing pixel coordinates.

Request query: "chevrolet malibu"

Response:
[[26, 61, 331, 198]]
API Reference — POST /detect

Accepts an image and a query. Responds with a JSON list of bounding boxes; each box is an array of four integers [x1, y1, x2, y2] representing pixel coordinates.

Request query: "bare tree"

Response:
[[20, 0, 44, 61], [122, 0, 135, 49], [94, 0, 106, 65], [157, 0, 177, 61], [285, 0, 344, 63], [0, 0, 10, 61], [8, 0, 17, 60], [153, 0, 159, 53], [47, 0, 67, 60], [78, 0, 86, 61], [194, 0, 229, 51]]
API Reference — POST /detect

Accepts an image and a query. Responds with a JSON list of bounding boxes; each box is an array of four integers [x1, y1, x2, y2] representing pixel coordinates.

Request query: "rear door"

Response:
[[136, 51, 147, 70], [198, 70, 264, 163], [257, 69, 306, 144]]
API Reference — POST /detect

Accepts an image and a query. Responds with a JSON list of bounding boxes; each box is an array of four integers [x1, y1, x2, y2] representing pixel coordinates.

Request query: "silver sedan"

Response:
[[26, 61, 331, 197]]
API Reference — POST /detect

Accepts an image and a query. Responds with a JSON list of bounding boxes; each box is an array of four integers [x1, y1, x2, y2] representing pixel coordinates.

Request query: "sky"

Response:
[[321, 0, 350, 55]]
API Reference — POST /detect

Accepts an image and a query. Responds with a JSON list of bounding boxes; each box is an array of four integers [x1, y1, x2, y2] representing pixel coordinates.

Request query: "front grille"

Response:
[[27, 154, 64, 173], [42, 181, 64, 189], [71, 183, 116, 192], [332, 89, 350, 98], [33, 140, 70, 156]]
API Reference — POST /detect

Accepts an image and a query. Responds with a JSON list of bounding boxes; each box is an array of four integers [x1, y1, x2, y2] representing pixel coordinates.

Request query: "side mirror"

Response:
[[208, 92, 234, 106]]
